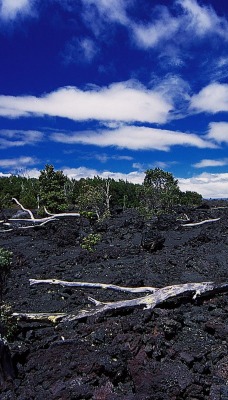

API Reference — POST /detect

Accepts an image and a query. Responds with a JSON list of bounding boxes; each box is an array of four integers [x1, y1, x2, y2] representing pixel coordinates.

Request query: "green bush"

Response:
[[0, 247, 13, 302], [0, 303, 17, 340], [0, 248, 13, 271], [81, 233, 102, 252]]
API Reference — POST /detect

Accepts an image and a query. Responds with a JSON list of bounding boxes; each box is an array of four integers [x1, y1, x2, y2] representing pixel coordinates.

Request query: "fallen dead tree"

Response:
[[12, 280, 228, 323], [0, 198, 80, 231], [181, 218, 220, 227]]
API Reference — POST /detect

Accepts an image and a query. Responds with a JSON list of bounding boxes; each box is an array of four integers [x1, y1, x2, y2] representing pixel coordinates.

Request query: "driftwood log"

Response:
[[12, 280, 228, 323]]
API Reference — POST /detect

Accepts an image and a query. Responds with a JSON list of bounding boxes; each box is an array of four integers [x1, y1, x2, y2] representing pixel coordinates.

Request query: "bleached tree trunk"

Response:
[[181, 218, 220, 227], [12, 280, 228, 323], [104, 179, 111, 212]]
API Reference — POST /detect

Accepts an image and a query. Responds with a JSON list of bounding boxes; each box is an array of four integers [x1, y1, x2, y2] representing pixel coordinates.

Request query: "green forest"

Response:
[[0, 165, 202, 217]]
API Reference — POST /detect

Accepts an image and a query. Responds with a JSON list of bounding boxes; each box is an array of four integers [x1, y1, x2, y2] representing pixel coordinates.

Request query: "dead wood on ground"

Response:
[[12, 280, 228, 323]]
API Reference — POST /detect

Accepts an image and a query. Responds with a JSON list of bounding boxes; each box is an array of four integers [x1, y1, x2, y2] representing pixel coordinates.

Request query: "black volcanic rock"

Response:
[[0, 205, 228, 399]]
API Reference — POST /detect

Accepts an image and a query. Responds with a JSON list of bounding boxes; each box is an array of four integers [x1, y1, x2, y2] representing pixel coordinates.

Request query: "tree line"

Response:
[[0, 164, 202, 217]]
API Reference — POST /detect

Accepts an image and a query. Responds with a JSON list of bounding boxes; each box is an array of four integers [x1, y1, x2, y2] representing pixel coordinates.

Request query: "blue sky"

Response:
[[0, 0, 228, 198]]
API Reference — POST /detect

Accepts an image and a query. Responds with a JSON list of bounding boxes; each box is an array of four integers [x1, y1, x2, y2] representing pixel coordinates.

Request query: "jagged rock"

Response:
[[1, 203, 228, 398], [0, 337, 15, 386], [141, 231, 165, 252]]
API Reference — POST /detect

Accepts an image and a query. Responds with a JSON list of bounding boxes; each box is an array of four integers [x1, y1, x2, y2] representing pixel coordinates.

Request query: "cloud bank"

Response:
[[179, 172, 228, 198]]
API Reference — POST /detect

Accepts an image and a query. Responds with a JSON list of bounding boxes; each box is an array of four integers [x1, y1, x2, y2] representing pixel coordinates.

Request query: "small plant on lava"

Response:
[[81, 233, 102, 252]]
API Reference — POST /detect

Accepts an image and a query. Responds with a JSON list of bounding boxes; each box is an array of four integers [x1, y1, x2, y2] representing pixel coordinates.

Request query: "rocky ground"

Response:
[[0, 203, 228, 399]]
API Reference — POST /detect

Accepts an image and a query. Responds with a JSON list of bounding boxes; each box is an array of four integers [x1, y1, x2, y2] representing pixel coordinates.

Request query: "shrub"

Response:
[[0, 303, 17, 340], [0, 247, 13, 302], [0, 248, 13, 271], [81, 233, 102, 252]]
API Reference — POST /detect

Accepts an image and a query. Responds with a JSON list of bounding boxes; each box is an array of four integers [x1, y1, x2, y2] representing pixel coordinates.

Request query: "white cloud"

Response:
[[207, 122, 228, 143], [190, 83, 228, 113], [0, 156, 37, 168], [0, 172, 11, 177], [193, 158, 228, 168], [62, 166, 144, 184], [0, 0, 35, 20], [0, 130, 43, 149], [0, 81, 172, 124], [51, 125, 216, 151], [20, 168, 41, 178], [179, 172, 228, 198]]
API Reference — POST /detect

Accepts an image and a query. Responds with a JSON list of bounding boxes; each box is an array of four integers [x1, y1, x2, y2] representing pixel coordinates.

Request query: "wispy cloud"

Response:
[[0, 130, 44, 149], [0, 81, 172, 123], [177, 0, 227, 37], [190, 83, 228, 113], [131, 0, 228, 50], [0, 0, 36, 21], [62, 37, 98, 65], [94, 153, 133, 163], [0, 156, 37, 168], [132, 8, 179, 49], [193, 158, 228, 168], [81, 0, 129, 35], [51, 125, 216, 151], [151, 74, 191, 116]]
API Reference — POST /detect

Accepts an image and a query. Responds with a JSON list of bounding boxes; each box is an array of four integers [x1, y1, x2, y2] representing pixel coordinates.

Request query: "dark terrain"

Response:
[[0, 203, 228, 399]]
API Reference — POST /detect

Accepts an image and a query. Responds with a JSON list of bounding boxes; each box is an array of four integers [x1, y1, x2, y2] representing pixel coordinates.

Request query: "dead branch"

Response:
[[63, 281, 228, 321], [12, 312, 67, 323], [182, 218, 220, 227], [29, 278, 157, 293], [12, 198, 35, 219], [12, 280, 228, 323], [0, 198, 80, 231]]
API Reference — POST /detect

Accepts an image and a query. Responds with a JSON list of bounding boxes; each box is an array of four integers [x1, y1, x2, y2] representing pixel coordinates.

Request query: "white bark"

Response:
[[29, 278, 156, 293], [0, 198, 80, 231], [182, 218, 220, 227], [11, 280, 227, 323], [12, 198, 35, 219]]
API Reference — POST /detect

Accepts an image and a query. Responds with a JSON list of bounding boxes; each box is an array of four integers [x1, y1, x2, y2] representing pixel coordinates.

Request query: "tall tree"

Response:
[[142, 168, 180, 214], [39, 165, 68, 212]]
